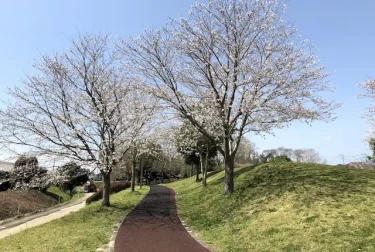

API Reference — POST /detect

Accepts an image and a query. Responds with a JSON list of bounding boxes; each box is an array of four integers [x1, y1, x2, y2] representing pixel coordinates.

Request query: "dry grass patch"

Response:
[[0, 190, 57, 220]]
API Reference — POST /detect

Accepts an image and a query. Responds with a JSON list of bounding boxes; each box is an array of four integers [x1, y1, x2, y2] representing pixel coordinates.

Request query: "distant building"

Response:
[[0, 161, 14, 172]]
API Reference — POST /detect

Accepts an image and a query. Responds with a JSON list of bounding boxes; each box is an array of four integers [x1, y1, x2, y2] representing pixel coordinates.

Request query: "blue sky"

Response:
[[0, 0, 374, 164]]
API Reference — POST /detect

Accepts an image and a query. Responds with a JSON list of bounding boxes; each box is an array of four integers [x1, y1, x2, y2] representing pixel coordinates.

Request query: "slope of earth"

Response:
[[0, 190, 57, 220], [0, 186, 150, 252], [168, 162, 375, 252]]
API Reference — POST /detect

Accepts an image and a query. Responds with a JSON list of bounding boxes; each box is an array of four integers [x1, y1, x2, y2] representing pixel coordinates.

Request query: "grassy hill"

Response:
[[168, 162, 375, 252], [0, 190, 57, 220], [0, 187, 84, 220], [46, 186, 84, 203]]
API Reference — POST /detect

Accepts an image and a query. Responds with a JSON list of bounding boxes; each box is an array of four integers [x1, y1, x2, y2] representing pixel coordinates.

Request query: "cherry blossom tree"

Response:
[[122, 0, 338, 194], [0, 33, 156, 206], [55, 162, 89, 196], [11, 156, 49, 190], [359, 79, 375, 150], [234, 136, 257, 164], [175, 121, 219, 186]]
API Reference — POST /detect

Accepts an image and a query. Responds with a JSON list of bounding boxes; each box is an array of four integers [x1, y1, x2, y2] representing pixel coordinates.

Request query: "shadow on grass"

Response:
[[206, 170, 223, 179], [211, 165, 257, 186]]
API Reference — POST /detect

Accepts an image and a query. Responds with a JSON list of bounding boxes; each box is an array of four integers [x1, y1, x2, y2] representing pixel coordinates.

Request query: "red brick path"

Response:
[[114, 186, 210, 252]]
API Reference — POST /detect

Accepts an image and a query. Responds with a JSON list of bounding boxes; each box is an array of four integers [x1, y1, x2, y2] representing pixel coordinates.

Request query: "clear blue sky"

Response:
[[1, 0, 374, 164]]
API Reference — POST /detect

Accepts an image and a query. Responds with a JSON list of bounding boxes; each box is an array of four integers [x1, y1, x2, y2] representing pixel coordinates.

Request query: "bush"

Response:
[[11, 164, 48, 190], [271, 155, 292, 163], [55, 162, 89, 196], [0, 171, 11, 191], [14, 156, 38, 168], [86, 181, 131, 204]]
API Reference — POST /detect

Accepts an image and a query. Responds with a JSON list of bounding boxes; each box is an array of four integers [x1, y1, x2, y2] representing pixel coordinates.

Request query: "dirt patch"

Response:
[[0, 190, 57, 220]]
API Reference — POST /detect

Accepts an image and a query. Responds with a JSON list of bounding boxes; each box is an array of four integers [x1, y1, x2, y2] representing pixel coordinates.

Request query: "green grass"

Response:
[[47, 186, 85, 203], [0, 186, 149, 252], [46, 186, 72, 203], [168, 162, 375, 252]]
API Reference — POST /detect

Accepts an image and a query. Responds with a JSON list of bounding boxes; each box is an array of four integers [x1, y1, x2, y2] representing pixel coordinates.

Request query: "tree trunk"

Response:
[[200, 150, 207, 187], [131, 143, 136, 192], [223, 137, 234, 195], [102, 173, 111, 207], [137, 164, 141, 185], [202, 145, 209, 187], [140, 163, 144, 189], [195, 164, 200, 182], [190, 164, 193, 177], [224, 155, 234, 195]]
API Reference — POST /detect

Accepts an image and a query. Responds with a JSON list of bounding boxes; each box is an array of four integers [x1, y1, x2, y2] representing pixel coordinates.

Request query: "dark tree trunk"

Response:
[[202, 145, 209, 187], [195, 164, 200, 182], [200, 150, 206, 187], [137, 165, 141, 185], [102, 173, 111, 207], [131, 162, 136, 192], [224, 154, 234, 195], [131, 143, 136, 192], [223, 137, 234, 195], [140, 163, 144, 189]]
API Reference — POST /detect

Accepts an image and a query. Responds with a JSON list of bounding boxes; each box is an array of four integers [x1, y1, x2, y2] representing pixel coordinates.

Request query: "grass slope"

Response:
[[168, 162, 375, 252], [0, 190, 57, 220], [47, 186, 84, 203], [0, 186, 149, 252]]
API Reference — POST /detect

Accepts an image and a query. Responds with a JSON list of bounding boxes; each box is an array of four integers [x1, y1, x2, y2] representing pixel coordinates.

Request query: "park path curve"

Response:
[[0, 192, 93, 239], [115, 185, 210, 252]]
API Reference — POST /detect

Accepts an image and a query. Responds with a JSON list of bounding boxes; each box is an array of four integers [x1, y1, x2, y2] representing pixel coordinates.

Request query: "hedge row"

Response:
[[86, 181, 131, 204]]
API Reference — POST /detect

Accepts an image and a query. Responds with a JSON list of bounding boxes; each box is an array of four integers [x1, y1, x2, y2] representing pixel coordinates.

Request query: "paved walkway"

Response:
[[0, 192, 93, 239], [115, 186, 209, 252]]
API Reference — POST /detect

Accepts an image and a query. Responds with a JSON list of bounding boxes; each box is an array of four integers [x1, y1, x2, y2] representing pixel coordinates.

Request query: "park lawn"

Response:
[[0, 186, 149, 252], [168, 162, 375, 252]]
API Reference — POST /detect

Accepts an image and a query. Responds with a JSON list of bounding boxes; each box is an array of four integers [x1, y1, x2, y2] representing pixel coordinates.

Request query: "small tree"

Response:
[[175, 122, 219, 186], [56, 162, 89, 196], [235, 137, 257, 164], [183, 152, 201, 181], [368, 138, 375, 160]]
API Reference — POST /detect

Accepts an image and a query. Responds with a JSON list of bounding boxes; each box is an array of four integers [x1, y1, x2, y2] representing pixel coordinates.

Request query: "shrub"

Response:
[[55, 162, 89, 196], [0, 171, 11, 191], [14, 156, 38, 168], [271, 155, 292, 163], [10, 155, 53, 191], [86, 181, 131, 204]]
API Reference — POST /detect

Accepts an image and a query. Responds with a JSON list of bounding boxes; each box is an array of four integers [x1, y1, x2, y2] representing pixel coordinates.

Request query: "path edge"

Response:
[[171, 188, 216, 252], [96, 220, 121, 252]]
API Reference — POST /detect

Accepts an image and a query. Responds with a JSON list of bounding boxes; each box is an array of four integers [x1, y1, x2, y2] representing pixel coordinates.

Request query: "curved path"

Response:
[[115, 186, 210, 252]]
